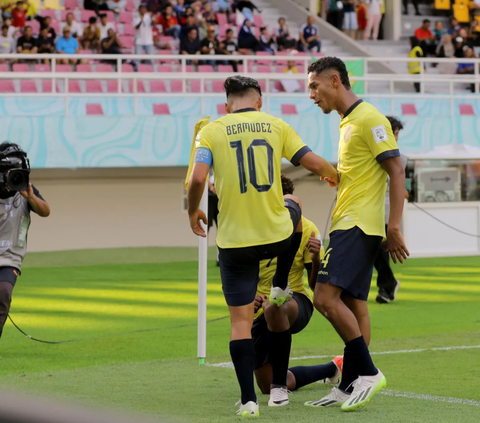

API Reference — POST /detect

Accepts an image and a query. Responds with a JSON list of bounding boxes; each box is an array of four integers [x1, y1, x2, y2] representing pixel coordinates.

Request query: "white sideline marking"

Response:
[[207, 344, 480, 369], [380, 390, 480, 407]]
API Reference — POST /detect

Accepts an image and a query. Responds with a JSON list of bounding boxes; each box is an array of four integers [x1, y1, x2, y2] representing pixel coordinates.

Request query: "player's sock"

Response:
[[272, 232, 302, 289], [339, 336, 377, 393], [230, 339, 257, 404], [289, 362, 338, 390], [268, 329, 292, 387]]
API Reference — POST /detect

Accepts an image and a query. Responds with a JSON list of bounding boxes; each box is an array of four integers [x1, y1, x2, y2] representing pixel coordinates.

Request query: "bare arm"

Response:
[[381, 156, 409, 263], [21, 184, 50, 217], [306, 231, 321, 291], [298, 151, 339, 186], [187, 162, 209, 237]]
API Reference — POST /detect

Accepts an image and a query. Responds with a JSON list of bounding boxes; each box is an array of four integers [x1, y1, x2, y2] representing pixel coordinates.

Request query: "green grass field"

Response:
[[1, 248, 480, 422]]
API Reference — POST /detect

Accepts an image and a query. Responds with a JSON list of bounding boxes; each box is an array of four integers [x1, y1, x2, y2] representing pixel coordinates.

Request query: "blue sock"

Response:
[[289, 362, 337, 390]]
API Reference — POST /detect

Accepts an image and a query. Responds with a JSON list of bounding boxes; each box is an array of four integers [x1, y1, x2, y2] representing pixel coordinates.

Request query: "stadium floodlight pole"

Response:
[[197, 183, 208, 365]]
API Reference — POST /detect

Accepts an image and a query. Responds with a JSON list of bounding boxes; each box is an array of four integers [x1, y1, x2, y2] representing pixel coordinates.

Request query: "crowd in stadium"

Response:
[[0, 0, 325, 66]]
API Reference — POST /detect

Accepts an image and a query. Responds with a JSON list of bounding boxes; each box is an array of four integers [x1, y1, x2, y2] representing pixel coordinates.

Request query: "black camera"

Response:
[[0, 143, 30, 192]]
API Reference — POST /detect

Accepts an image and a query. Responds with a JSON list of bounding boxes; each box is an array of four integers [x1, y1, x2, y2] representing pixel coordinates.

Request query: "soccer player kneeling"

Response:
[[187, 76, 338, 417]]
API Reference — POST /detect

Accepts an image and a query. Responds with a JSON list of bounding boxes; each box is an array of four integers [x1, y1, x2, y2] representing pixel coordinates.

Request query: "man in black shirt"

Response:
[[180, 14, 199, 40], [102, 28, 123, 54], [180, 26, 200, 64], [200, 25, 219, 66], [37, 27, 54, 64], [16, 26, 37, 62], [219, 28, 239, 71]]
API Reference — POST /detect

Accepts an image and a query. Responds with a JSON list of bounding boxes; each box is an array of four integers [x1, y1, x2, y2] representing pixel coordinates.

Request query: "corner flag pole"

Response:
[[197, 183, 208, 365]]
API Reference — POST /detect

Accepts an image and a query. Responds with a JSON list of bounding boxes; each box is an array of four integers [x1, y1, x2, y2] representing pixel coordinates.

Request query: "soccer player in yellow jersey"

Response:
[[187, 75, 338, 418], [252, 175, 343, 406], [305, 57, 410, 412]]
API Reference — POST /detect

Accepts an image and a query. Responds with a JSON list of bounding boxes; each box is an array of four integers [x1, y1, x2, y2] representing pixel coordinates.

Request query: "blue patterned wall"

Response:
[[0, 98, 479, 168]]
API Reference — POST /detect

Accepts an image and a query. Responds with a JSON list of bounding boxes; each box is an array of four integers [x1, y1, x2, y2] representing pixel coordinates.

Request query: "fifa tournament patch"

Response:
[[371, 125, 388, 143], [194, 147, 213, 165]]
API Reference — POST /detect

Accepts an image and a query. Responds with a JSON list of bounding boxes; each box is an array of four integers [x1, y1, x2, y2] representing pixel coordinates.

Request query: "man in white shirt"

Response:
[[99, 13, 115, 41], [0, 24, 14, 59], [133, 4, 154, 55], [60, 12, 83, 40]]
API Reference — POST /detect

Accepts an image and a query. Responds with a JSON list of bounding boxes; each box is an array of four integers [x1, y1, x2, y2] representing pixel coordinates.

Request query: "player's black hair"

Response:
[[308, 57, 351, 90], [386, 116, 404, 133], [281, 175, 295, 195], [224, 75, 262, 98]]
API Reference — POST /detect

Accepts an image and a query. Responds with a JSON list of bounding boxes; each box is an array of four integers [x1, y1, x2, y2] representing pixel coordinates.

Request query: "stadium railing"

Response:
[[1, 54, 480, 116]]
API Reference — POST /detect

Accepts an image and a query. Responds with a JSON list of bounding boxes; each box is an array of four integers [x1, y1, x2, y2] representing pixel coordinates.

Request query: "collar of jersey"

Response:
[[233, 107, 257, 114], [342, 99, 363, 119]]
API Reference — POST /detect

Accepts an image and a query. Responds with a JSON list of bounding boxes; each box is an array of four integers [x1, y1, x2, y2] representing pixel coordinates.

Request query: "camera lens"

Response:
[[6, 169, 29, 191]]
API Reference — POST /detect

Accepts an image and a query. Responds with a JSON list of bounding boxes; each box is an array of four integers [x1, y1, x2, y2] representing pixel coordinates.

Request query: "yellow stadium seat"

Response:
[[453, 3, 470, 22], [435, 0, 451, 9], [43, 0, 64, 10]]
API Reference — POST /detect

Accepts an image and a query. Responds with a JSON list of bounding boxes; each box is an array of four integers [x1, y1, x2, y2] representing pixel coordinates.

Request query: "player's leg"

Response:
[[0, 281, 14, 339], [376, 224, 400, 303], [341, 293, 371, 346], [218, 247, 260, 418], [270, 196, 302, 303]]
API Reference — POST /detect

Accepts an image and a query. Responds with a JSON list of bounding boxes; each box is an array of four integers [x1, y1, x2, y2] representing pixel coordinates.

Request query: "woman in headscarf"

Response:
[[436, 33, 457, 74]]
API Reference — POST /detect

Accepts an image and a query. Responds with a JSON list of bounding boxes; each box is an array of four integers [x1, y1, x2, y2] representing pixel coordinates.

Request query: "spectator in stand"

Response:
[[0, 24, 15, 60], [11, 0, 27, 29], [37, 26, 55, 63], [457, 46, 476, 92], [24, 0, 36, 20], [433, 20, 446, 45], [298, 16, 321, 52], [436, 33, 457, 74], [83, 16, 101, 50], [101, 27, 123, 54], [106, 0, 127, 13], [191, 2, 203, 23], [16, 24, 36, 54], [219, 28, 239, 71], [180, 26, 201, 64], [343, 0, 357, 40], [40, 16, 57, 40], [415, 19, 435, 55], [61, 12, 83, 41], [403, 0, 420, 15], [175, 0, 186, 16], [99, 13, 115, 41], [152, 24, 172, 49], [448, 17, 461, 37], [56, 27, 80, 64], [181, 14, 199, 40], [179, 6, 193, 24], [276, 17, 296, 50], [133, 4, 154, 55], [259, 26, 274, 53], [200, 24, 219, 65], [198, 17, 208, 39], [238, 17, 259, 52], [356, 0, 366, 40], [203, 2, 217, 26], [468, 19, 480, 47], [326, 0, 343, 31], [234, 1, 261, 16], [454, 36, 466, 58], [158, 5, 181, 39], [408, 36, 423, 93], [364, 0, 382, 40]]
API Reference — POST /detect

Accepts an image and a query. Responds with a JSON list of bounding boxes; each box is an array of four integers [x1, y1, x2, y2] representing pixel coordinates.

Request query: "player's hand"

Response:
[[20, 183, 34, 201], [189, 209, 207, 238], [320, 173, 338, 187], [386, 227, 410, 264], [306, 231, 321, 255], [254, 294, 266, 313]]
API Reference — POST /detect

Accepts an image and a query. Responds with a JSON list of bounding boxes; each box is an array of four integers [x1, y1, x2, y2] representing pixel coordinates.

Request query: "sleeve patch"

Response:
[[194, 147, 213, 166], [371, 125, 388, 143]]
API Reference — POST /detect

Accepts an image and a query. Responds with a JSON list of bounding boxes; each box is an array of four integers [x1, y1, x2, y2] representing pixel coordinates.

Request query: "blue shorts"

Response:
[[218, 198, 302, 307], [0, 267, 19, 286], [343, 11, 358, 30], [317, 226, 382, 301]]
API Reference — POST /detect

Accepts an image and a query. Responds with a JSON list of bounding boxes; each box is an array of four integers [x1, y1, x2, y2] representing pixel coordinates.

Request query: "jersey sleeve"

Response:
[[363, 112, 400, 163], [303, 221, 322, 266], [194, 124, 215, 165], [281, 121, 312, 166]]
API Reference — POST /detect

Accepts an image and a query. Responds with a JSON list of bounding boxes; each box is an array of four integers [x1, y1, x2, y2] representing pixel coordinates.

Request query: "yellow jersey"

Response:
[[255, 216, 323, 319], [331, 100, 399, 238], [195, 108, 310, 249]]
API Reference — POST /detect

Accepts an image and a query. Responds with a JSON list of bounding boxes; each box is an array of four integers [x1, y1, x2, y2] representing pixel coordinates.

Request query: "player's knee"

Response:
[[313, 296, 333, 319], [264, 302, 289, 331]]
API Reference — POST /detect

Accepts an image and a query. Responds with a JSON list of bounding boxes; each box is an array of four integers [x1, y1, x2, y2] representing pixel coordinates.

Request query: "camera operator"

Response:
[[0, 142, 50, 342]]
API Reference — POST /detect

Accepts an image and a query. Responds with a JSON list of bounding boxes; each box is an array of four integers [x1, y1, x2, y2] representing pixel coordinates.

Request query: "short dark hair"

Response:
[[281, 175, 295, 195], [386, 116, 404, 133], [187, 26, 197, 34], [226, 28, 233, 34], [278, 17, 285, 22], [423, 19, 431, 24], [224, 75, 262, 98], [88, 16, 97, 24], [24, 25, 32, 31], [99, 13, 107, 19], [1, 24, 8, 30], [308, 56, 351, 89]]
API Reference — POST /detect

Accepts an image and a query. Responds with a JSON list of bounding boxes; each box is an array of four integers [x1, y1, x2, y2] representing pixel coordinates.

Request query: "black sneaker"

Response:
[[376, 280, 400, 304]]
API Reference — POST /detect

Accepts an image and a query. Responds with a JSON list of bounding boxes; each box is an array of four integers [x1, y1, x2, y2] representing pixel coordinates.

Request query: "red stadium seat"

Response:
[[275, 66, 286, 73], [157, 65, 173, 72], [128, 80, 146, 93], [76, 64, 93, 72], [190, 80, 201, 92], [125, 0, 135, 11], [41, 9, 58, 20], [123, 23, 135, 36], [121, 63, 134, 72], [81, 10, 97, 23], [216, 103, 226, 115], [186, 65, 195, 72], [67, 80, 81, 92], [97, 64, 113, 72], [257, 65, 272, 73], [138, 64, 153, 72], [401, 103, 418, 115], [42, 80, 58, 92], [198, 65, 214, 72], [86, 80, 103, 92], [281, 104, 298, 115], [212, 80, 224, 92], [253, 14, 264, 28], [255, 51, 272, 65], [459, 104, 475, 115], [150, 80, 167, 93], [170, 80, 183, 92], [258, 80, 266, 92], [216, 13, 228, 27], [106, 80, 119, 93], [119, 35, 134, 49], [64, 0, 78, 9], [217, 65, 233, 73], [0, 64, 9, 72], [12, 64, 29, 72], [86, 103, 104, 115], [104, 11, 115, 21], [20, 80, 37, 92], [55, 64, 73, 72], [153, 103, 170, 115], [119, 11, 133, 24], [29, 20, 40, 35], [0, 80, 14, 92]]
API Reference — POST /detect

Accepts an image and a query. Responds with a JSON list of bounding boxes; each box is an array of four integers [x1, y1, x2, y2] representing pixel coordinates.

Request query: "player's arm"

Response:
[[187, 149, 211, 238], [381, 157, 409, 264], [298, 152, 339, 187], [305, 230, 322, 291]]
